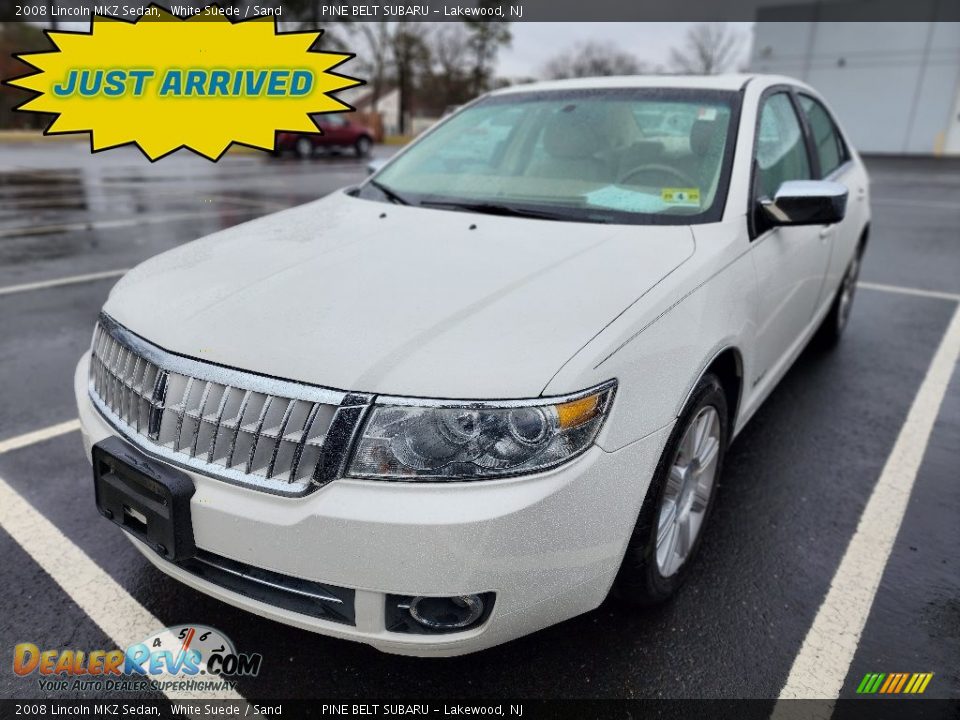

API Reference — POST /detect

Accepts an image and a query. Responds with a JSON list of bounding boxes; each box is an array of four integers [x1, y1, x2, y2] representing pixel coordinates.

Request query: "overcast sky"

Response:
[[499, 22, 755, 78], [38, 21, 755, 79]]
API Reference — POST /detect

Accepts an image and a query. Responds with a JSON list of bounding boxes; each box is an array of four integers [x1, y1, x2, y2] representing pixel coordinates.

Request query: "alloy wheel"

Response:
[[656, 406, 721, 578], [356, 137, 372, 157]]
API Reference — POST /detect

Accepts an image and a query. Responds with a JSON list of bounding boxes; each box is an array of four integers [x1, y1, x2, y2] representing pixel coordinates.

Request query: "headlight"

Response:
[[347, 381, 616, 481]]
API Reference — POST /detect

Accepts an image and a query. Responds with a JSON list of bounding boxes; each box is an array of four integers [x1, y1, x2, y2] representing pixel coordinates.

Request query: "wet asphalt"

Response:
[[0, 143, 958, 701]]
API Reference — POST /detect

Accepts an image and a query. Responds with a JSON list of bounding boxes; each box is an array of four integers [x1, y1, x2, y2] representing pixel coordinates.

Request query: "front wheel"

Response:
[[613, 373, 729, 606], [354, 136, 372, 158]]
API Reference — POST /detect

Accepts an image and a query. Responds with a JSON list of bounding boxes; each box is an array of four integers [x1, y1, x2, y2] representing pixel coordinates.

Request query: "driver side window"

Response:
[[754, 93, 811, 200]]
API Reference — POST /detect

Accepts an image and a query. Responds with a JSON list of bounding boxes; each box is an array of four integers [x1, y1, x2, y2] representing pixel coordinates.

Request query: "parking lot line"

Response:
[[0, 425, 246, 702], [0, 419, 80, 454], [0, 472, 247, 701], [0, 208, 257, 239], [858, 281, 960, 303], [0, 270, 129, 297], [776, 302, 960, 701]]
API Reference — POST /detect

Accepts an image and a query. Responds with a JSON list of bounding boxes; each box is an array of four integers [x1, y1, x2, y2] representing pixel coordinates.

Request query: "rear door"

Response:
[[797, 93, 868, 306], [749, 90, 833, 388], [316, 115, 351, 147]]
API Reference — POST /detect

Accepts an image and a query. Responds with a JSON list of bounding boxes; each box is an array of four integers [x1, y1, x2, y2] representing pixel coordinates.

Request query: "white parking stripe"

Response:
[[872, 197, 960, 211], [776, 302, 960, 701], [0, 270, 128, 297], [0, 208, 257, 239], [0, 419, 80, 454], [0, 427, 246, 702], [858, 281, 960, 303]]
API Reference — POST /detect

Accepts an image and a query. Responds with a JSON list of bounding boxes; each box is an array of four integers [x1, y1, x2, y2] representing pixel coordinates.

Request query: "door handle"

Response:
[[819, 226, 834, 239]]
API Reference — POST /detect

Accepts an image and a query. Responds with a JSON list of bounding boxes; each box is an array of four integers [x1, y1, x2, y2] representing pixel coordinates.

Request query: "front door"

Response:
[[750, 91, 833, 388]]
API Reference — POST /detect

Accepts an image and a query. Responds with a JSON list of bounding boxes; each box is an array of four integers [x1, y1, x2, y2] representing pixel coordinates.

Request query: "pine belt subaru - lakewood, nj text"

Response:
[[75, 74, 870, 656]]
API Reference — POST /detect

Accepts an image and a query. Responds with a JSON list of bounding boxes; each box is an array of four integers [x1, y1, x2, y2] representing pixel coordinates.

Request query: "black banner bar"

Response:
[[3, 0, 960, 23], [1, 699, 960, 720]]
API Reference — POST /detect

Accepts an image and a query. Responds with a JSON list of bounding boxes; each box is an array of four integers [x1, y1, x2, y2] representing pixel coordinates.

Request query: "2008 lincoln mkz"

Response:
[[75, 74, 870, 656]]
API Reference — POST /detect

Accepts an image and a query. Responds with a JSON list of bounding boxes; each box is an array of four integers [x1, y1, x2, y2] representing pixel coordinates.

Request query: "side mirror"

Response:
[[366, 158, 387, 176], [760, 180, 848, 226]]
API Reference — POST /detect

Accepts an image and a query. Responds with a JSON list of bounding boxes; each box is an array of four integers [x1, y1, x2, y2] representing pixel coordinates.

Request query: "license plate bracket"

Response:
[[92, 436, 196, 562]]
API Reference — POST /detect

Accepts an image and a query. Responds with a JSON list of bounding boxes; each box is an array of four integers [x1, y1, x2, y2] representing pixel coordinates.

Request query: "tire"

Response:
[[815, 244, 863, 348], [354, 135, 373, 158], [613, 373, 729, 606], [295, 137, 314, 159]]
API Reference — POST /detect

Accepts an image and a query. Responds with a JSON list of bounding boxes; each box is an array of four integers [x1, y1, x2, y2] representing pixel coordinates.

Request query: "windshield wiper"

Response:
[[419, 199, 585, 222], [368, 179, 412, 206]]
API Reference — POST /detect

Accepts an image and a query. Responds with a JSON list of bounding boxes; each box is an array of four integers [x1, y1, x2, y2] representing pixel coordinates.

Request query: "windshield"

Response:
[[359, 88, 741, 225]]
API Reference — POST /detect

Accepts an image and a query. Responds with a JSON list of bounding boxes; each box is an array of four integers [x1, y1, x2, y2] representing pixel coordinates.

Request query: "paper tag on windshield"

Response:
[[661, 188, 701, 206], [585, 186, 670, 213]]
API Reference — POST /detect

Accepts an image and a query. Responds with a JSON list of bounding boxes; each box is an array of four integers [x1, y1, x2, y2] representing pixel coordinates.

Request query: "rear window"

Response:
[[799, 94, 849, 177]]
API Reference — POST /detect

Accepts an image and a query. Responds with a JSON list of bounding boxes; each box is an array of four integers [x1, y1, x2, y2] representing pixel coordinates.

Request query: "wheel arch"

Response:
[[678, 346, 744, 440]]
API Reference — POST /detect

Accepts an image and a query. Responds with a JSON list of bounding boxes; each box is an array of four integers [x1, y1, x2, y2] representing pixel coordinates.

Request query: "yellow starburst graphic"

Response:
[[6, 6, 362, 160]]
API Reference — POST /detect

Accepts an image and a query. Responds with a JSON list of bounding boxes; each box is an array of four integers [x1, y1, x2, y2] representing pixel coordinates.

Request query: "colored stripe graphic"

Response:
[[893, 674, 909, 693], [856, 672, 932, 694]]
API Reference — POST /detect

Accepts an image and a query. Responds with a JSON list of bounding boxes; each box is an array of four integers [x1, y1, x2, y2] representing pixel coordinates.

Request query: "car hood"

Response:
[[105, 192, 694, 398]]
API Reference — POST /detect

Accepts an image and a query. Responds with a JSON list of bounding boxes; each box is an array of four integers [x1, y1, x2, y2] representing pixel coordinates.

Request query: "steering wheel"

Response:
[[620, 164, 697, 188]]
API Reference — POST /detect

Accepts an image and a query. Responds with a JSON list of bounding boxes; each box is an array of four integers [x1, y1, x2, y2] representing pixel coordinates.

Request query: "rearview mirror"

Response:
[[760, 180, 848, 227], [366, 158, 387, 176]]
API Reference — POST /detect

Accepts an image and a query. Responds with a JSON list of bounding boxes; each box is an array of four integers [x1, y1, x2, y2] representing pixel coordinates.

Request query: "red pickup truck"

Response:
[[275, 114, 375, 158]]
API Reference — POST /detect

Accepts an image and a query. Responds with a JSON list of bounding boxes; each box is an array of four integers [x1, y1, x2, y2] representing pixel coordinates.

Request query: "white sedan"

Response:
[[75, 74, 870, 656]]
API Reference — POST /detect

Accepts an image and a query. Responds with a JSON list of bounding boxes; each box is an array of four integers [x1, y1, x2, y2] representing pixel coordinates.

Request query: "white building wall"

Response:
[[751, 22, 960, 155]]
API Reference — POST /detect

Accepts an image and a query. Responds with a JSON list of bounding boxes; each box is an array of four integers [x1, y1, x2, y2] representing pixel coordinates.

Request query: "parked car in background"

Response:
[[76, 74, 869, 656], [275, 114, 374, 158]]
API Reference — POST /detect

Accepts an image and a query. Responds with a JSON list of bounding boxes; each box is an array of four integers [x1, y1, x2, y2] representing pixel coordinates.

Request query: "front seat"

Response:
[[525, 109, 609, 181]]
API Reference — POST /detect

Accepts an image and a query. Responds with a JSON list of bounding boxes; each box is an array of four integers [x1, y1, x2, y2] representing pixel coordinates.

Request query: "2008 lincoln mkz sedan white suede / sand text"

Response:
[[75, 74, 870, 656]]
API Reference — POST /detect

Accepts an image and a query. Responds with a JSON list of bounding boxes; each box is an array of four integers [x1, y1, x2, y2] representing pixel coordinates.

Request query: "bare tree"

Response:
[[391, 22, 431, 134], [669, 23, 743, 75], [430, 23, 472, 84], [351, 22, 393, 113], [541, 41, 647, 80], [464, 7, 512, 95], [427, 24, 473, 106]]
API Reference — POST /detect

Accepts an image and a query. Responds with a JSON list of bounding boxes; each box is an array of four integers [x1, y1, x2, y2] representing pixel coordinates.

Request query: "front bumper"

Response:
[[75, 352, 669, 656]]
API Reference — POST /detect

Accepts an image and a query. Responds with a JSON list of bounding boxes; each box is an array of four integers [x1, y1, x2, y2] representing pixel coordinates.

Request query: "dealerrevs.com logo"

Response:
[[856, 672, 934, 695], [13, 625, 261, 693]]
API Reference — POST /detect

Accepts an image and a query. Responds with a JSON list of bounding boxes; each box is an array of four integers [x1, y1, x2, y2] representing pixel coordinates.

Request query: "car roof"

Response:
[[489, 74, 791, 95]]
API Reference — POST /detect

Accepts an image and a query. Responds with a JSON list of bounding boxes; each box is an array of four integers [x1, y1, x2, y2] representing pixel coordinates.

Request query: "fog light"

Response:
[[409, 594, 484, 630]]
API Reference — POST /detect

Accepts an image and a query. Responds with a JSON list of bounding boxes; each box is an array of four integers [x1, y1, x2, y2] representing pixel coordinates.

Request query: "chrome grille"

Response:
[[88, 315, 351, 496]]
